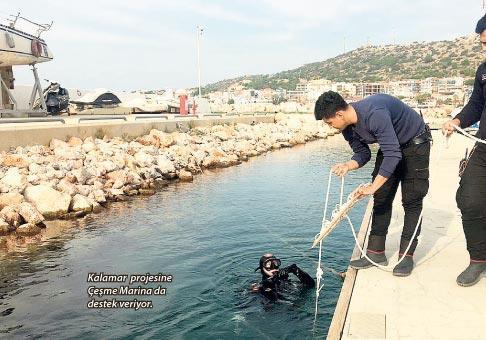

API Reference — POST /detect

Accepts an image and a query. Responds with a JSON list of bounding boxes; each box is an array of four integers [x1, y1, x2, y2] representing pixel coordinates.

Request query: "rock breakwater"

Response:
[[0, 114, 336, 240]]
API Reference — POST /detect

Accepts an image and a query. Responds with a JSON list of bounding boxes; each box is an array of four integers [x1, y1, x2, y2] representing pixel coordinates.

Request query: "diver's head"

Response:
[[255, 253, 281, 278]]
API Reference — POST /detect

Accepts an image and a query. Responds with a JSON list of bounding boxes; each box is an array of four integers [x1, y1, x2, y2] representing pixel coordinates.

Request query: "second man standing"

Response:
[[314, 91, 432, 276]]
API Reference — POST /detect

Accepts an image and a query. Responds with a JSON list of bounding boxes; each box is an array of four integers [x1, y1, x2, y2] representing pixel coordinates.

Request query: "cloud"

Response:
[[5, 0, 484, 90], [158, 0, 271, 27]]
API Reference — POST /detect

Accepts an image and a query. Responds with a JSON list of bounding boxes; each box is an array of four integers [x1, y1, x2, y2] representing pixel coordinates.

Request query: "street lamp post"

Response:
[[196, 25, 203, 98]]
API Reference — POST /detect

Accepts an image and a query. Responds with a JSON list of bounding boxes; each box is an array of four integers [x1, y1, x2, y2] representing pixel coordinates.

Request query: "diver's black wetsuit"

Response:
[[259, 264, 315, 301]]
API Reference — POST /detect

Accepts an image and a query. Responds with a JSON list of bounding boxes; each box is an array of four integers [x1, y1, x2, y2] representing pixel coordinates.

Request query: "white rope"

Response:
[[313, 125, 482, 322], [452, 125, 486, 144], [313, 171, 333, 323], [313, 146, 434, 320], [318, 171, 423, 272]]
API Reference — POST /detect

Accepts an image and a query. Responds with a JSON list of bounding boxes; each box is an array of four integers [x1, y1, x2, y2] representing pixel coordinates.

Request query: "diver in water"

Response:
[[251, 253, 315, 301]]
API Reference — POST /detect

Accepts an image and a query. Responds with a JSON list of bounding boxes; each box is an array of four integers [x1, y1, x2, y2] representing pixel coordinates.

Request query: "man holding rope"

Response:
[[314, 91, 432, 276], [442, 14, 486, 287]]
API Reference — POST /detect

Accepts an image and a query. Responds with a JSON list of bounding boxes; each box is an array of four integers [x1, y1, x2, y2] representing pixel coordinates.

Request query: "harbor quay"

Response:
[[0, 113, 337, 246], [328, 130, 486, 340]]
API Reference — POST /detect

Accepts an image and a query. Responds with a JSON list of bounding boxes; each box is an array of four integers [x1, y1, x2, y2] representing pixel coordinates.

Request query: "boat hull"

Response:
[[0, 24, 53, 66]]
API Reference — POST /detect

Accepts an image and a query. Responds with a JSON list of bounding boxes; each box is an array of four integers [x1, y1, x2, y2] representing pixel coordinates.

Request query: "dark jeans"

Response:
[[456, 143, 486, 261], [369, 142, 431, 251]]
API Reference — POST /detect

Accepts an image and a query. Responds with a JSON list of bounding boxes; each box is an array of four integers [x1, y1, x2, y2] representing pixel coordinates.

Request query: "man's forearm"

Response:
[[345, 160, 360, 171], [370, 174, 388, 193]]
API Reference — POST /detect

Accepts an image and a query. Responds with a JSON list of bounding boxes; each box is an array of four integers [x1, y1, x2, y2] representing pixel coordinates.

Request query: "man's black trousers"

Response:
[[456, 143, 486, 261], [369, 142, 431, 254]]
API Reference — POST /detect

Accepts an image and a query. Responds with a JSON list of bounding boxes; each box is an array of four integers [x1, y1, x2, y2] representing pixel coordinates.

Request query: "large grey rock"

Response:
[[111, 154, 126, 169], [134, 151, 154, 167], [76, 185, 92, 197], [191, 150, 207, 165], [0, 192, 24, 209], [149, 130, 175, 148], [1, 154, 30, 168], [70, 194, 93, 213], [136, 134, 158, 147], [212, 129, 231, 141], [71, 168, 90, 184], [108, 188, 125, 197], [67, 136, 83, 147], [283, 117, 303, 130], [178, 170, 193, 182], [57, 179, 78, 196], [84, 165, 102, 178], [26, 144, 50, 155], [49, 138, 68, 149], [155, 156, 176, 174], [106, 170, 129, 187], [0, 205, 22, 227], [18, 202, 44, 224], [289, 132, 306, 145], [100, 160, 117, 173], [53, 146, 84, 160], [1, 167, 27, 189], [27, 174, 41, 185], [28, 162, 42, 174], [24, 185, 71, 219], [92, 201, 102, 213], [90, 189, 106, 204], [16, 223, 41, 236], [0, 218, 14, 235], [82, 140, 96, 153]]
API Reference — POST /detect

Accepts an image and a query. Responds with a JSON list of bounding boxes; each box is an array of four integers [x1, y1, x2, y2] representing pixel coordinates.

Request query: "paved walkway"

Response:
[[339, 131, 486, 339]]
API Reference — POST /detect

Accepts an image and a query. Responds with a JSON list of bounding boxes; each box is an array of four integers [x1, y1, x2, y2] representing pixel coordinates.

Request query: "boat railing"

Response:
[[198, 113, 223, 117], [174, 114, 197, 118], [6, 12, 53, 38], [134, 115, 169, 120], [0, 117, 65, 124], [78, 116, 127, 123]]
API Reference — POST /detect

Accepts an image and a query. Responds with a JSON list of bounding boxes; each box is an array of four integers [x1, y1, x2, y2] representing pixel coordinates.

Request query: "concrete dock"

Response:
[[328, 131, 486, 340], [0, 113, 275, 151]]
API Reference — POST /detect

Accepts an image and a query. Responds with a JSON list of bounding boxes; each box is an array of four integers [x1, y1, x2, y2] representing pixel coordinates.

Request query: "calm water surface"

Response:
[[0, 138, 374, 339]]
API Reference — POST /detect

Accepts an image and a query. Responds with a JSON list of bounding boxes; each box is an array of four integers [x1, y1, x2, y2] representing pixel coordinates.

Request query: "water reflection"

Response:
[[0, 138, 374, 338]]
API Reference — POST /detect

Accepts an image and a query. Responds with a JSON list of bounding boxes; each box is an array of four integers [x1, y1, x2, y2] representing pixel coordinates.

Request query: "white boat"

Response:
[[0, 14, 54, 115], [0, 14, 53, 66]]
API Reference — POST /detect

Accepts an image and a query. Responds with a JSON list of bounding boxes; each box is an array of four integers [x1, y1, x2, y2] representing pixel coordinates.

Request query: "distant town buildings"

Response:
[[204, 76, 471, 110]]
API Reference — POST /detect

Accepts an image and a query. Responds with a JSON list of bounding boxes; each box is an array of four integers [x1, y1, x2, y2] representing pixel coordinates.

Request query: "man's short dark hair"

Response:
[[476, 14, 486, 34], [314, 91, 348, 120]]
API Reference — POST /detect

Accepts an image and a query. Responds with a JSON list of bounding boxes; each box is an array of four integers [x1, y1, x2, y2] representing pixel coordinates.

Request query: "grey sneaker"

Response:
[[456, 262, 486, 287], [350, 252, 388, 270], [393, 256, 414, 277]]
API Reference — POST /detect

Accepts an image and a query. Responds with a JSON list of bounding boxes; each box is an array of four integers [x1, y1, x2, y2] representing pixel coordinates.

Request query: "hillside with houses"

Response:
[[200, 34, 483, 116]]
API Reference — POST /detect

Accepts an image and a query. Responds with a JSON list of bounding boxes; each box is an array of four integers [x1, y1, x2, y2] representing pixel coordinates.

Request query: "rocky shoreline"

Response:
[[0, 114, 336, 245]]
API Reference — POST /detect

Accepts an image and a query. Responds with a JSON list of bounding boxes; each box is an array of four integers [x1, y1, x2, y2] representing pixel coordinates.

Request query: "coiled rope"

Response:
[[312, 125, 483, 322]]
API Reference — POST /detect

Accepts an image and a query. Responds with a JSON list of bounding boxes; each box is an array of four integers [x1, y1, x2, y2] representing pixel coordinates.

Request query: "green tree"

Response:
[[415, 93, 432, 104], [423, 55, 433, 63]]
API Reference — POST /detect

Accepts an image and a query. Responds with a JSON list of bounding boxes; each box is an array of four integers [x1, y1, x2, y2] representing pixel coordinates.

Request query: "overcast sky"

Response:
[[2, 1, 484, 91]]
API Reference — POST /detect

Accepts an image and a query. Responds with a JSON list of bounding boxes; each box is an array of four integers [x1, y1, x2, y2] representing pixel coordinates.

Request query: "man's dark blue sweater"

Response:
[[342, 94, 425, 178], [455, 62, 486, 138]]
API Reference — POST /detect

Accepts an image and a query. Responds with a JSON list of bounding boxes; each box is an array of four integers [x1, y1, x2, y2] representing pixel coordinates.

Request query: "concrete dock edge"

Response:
[[327, 200, 373, 340]]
